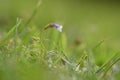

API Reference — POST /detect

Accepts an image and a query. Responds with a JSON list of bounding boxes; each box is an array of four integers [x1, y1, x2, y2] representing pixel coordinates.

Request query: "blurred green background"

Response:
[[0, 0, 120, 65], [0, 0, 120, 47]]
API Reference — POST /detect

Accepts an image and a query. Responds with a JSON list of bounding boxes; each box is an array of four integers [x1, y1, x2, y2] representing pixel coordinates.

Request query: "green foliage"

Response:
[[0, 0, 120, 80]]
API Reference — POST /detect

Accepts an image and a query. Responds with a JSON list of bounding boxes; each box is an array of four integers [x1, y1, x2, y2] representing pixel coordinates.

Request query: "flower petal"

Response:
[[56, 25, 62, 32], [45, 23, 63, 32]]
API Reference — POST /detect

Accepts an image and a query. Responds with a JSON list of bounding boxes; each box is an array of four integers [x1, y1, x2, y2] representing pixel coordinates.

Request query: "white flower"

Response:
[[45, 23, 63, 32], [55, 25, 63, 32]]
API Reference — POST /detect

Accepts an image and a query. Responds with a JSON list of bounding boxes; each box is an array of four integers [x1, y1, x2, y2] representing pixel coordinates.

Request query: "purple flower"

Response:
[[45, 23, 63, 32]]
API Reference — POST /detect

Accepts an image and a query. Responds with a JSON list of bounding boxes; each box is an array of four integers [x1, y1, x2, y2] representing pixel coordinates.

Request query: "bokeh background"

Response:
[[0, 0, 120, 67]]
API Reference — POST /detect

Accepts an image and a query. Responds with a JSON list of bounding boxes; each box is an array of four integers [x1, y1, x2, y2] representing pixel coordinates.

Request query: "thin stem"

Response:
[[26, 0, 42, 25]]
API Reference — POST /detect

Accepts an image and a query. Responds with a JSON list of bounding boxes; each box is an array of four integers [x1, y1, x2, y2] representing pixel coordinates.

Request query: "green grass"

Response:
[[0, 0, 120, 80]]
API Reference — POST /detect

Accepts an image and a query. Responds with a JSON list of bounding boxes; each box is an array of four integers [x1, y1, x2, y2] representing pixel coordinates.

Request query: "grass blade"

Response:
[[0, 18, 22, 47]]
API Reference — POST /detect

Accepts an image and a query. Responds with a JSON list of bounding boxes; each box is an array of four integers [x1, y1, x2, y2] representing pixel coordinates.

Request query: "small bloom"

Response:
[[44, 23, 63, 32]]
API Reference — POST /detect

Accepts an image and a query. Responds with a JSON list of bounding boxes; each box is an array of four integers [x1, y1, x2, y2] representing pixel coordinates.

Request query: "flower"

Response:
[[44, 23, 63, 32]]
